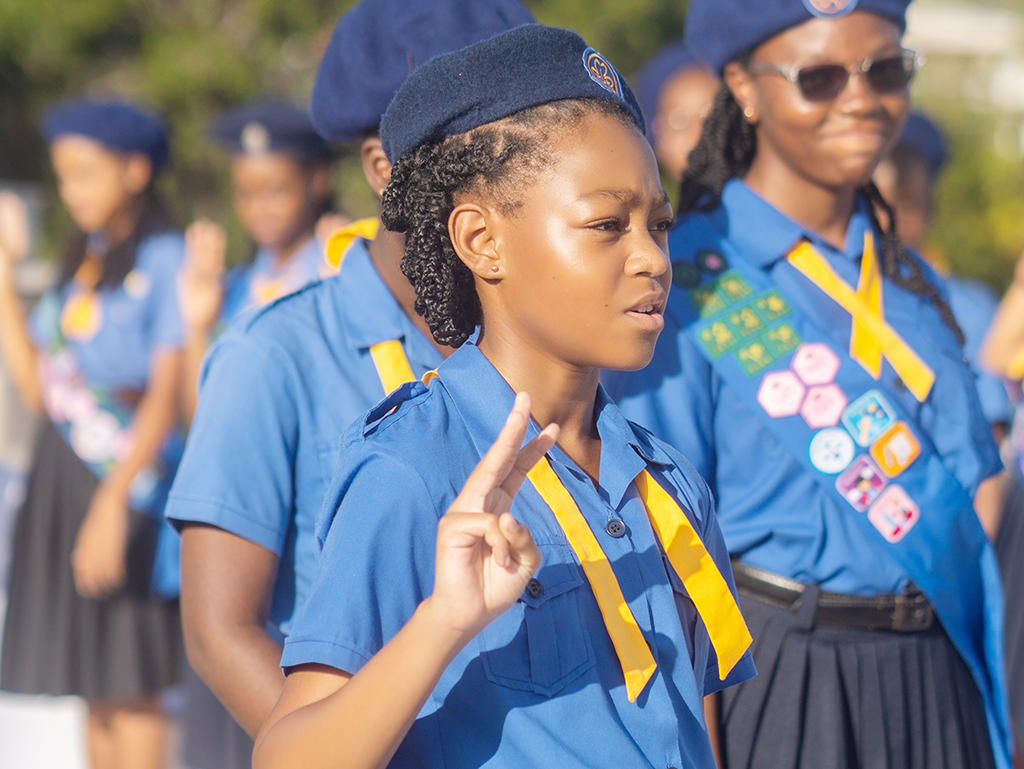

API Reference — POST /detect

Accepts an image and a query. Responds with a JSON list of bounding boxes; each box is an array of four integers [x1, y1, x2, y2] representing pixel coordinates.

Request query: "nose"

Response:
[[627, 229, 671, 279], [838, 69, 884, 114]]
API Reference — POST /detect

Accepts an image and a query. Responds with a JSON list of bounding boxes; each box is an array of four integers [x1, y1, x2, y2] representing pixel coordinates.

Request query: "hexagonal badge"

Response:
[[756, 371, 806, 418], [800, 384, 848, 429], [791, 343, 840, 385]]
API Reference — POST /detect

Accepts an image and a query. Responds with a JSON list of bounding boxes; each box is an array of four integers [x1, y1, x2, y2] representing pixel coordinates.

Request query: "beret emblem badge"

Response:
[[241, 121, 271, 155], [583, 48, 622, 99], [802, 0, 858, 17]]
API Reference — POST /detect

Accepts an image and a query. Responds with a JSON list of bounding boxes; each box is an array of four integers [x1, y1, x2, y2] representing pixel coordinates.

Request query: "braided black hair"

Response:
[[680, 80, 964, 346], [382, 98, 640, 347]]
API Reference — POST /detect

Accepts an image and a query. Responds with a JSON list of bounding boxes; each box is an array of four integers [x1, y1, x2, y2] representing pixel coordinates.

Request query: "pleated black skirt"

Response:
[[997, 475, 1024, 754], [179, 661, 253, 769], [0, 420, 180, 700], [721, 591, 996, 769]]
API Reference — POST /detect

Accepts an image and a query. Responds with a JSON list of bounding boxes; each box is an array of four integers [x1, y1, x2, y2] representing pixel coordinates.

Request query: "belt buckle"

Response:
[[892, 591, 933, 632]]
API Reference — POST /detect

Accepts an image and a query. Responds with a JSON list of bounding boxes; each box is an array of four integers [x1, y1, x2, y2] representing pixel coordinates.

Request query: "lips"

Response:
[[626, 293, 667, 332]]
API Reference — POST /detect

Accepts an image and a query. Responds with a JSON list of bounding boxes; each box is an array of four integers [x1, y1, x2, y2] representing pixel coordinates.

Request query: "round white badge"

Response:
[[808, 427, 856, 475], [123, 269, 151, 299]]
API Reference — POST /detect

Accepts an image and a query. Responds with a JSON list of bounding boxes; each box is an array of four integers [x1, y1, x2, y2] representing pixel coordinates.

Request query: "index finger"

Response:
[[450, 392, 533, 514]]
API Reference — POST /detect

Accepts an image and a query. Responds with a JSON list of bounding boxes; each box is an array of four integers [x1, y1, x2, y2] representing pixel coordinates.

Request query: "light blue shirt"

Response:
[[283, 342, 755, 769], [220, 236, 327, 324], [605, 179, 1001, 595], [165, 239, 442, 633]]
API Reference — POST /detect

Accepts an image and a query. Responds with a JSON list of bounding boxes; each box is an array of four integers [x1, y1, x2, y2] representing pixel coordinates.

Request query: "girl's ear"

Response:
[[724, 61, 759, 124], [360, 137, 393, 198], [123, 153, 154, 195], [449, 202, 502, 279]]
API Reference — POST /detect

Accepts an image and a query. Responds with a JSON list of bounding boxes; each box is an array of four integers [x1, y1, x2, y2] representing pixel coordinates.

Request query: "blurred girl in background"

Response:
[[0, 99, 185, 769]]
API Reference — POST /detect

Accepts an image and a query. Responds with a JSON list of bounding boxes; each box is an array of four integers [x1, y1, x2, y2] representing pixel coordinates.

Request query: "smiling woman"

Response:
[[605, 2, 1012, 768], [252, 23, 754, 769]]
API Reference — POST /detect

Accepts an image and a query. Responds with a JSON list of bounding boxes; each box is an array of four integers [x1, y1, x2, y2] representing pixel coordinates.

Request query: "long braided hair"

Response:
[[681, 78, 964, 345], [382, 98, 640, 347]]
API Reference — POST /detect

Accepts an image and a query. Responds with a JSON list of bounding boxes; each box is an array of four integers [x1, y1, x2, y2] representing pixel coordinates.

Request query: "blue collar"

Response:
[[251, 236, 320, 275], [438, 343, 671, 509], [337, 239, 437, 367], [717, 178, 873, 268]]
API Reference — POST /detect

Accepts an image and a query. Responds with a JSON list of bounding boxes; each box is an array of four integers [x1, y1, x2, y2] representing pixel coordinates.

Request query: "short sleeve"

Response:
[[281, 447, 441, 675], [165, 335, 298, 553]]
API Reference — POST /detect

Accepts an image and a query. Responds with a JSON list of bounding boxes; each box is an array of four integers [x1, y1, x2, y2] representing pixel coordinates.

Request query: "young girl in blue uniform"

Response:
[[605, 1, 1011, 767], [254, 24, 755, 769], [178, 100, 335, 422], [0, 99, 184, 769], [164, 0, 535, 750]]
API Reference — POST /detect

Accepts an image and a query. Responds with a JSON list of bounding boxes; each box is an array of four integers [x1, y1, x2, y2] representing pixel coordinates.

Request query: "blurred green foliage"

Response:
[[0, 0, 1020, 291], [0, 0, 686, 264]]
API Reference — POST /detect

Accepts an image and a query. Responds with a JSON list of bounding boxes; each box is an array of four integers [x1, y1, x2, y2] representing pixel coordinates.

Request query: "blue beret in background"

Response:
[[41, 98, 170, 171], [380, 24, 644, 164], [210, 100, 332, 161], [634, 42, 707, 129], [685, 0, 912, 75], [310, 0, 535, 143], [896, 111, 947, 179]]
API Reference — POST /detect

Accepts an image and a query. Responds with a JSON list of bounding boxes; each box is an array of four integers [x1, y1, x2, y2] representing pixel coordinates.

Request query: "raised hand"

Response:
[[179, 218, 227, 336], [427, 392, 559, 641], [0, 191, 30, 268]]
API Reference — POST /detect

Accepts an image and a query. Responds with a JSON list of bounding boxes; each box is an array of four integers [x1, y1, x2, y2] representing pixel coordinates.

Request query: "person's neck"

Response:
[[267, 228, 315, 269], [368, 228, 454, 358], [478, 327, 602, 484], [744, 153, 858, 251], [99, 198, 145, 251]]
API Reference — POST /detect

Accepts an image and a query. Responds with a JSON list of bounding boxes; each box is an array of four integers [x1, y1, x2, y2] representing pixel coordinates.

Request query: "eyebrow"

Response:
[[584, 188, 671, 208]]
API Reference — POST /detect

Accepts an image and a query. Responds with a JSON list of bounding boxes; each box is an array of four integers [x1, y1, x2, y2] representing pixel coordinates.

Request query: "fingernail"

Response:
[[507, 517, 520, 532]]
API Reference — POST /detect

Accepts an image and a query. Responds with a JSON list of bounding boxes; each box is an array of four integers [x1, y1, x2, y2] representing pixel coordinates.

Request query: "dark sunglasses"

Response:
[[747, 49, 923, 103]]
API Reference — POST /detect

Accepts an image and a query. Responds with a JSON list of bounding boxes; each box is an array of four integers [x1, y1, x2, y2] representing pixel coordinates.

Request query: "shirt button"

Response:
[[605, 518, 627, 538], [526, 578, 544, 598], [893, 377, 907, 391]]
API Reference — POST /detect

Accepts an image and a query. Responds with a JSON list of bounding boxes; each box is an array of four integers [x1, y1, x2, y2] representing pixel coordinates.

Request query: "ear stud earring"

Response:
[[743, 106, 755, 119], [490, 265, 500, 273]]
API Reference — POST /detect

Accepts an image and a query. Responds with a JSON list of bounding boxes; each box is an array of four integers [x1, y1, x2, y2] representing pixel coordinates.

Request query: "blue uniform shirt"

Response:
[[945, 275, 1011, 426], [165, 239, 442, 633], [283, 342, 754, 769], [606, 179, 1001, 596], [32, 231, 186, 390], [219, 236, 328, 324]]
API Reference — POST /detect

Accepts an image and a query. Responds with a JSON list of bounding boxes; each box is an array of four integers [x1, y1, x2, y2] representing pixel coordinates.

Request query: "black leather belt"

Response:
[[732, 561, 935, 633]]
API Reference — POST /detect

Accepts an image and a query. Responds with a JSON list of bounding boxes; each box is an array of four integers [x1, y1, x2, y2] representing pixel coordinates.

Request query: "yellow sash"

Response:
[[325, 218, 380, 272], [527, 457, 751, 702], [787, 233, 935, 402], [60, 254, 104, 342]]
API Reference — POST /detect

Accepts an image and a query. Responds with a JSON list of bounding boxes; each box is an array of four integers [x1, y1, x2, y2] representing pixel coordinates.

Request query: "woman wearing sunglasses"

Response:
[[605, 1, 1011, 768]]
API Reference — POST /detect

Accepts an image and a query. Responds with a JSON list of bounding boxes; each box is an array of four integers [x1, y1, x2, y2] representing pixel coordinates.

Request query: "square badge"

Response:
[[835, 455, 887, 512], [868, 485, 920, 544], [869, 422, 921, 477], [841, 389, 897, 447]]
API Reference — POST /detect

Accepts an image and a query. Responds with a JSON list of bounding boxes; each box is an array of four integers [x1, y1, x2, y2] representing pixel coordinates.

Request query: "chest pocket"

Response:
[[478, 543, 595, 697]]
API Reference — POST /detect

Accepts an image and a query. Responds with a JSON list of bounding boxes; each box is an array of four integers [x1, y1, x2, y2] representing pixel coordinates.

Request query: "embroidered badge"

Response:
[[809, 428, 856, 474], [762, 324, 802, 358], [757, 371, 805, 418], [241, 121, 271, 154], [690, 285, 728, 318], [836, 455, 887, 512], [698, 321, 737, 358], [754, 291, 791, 322], [583, 48, 622, 98], [791, 343, 840, 385], [672, 261, 702, 289], [801, 384, 848, 429], [869, 421, 921, 477], [726, 306, 764, 339], [868, 485, 920, 543], [802, 0, 857, 18], [718, 273, 752, 302], [698, 249, 729, 275], [841, 390, 897, 447], [737, 340, 775, 376], [123, 269, 151, 300]]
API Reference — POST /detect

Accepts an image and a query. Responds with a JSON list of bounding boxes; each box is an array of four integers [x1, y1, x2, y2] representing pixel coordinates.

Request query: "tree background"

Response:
[[0, 0, 1021, 290]]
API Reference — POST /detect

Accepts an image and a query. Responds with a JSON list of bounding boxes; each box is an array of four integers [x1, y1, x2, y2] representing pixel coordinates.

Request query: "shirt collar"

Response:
[[718, 178, 874, 268], [438, 343, 669, 509], [337, 239, 437, 367]]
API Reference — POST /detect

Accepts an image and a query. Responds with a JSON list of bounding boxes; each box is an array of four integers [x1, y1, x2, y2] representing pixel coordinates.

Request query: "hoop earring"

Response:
[[743, 106, 755, 120]]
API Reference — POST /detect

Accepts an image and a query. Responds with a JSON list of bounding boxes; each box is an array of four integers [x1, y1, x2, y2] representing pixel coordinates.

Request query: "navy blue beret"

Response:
[[311, 0, 535, 143], [685, 0, 912, 75], [896, 111, 947, 179], [42, 98, 170, 171], [210, 100, 332, 161], [380, 24, 645, 164], [634, 42, 711, 130]]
